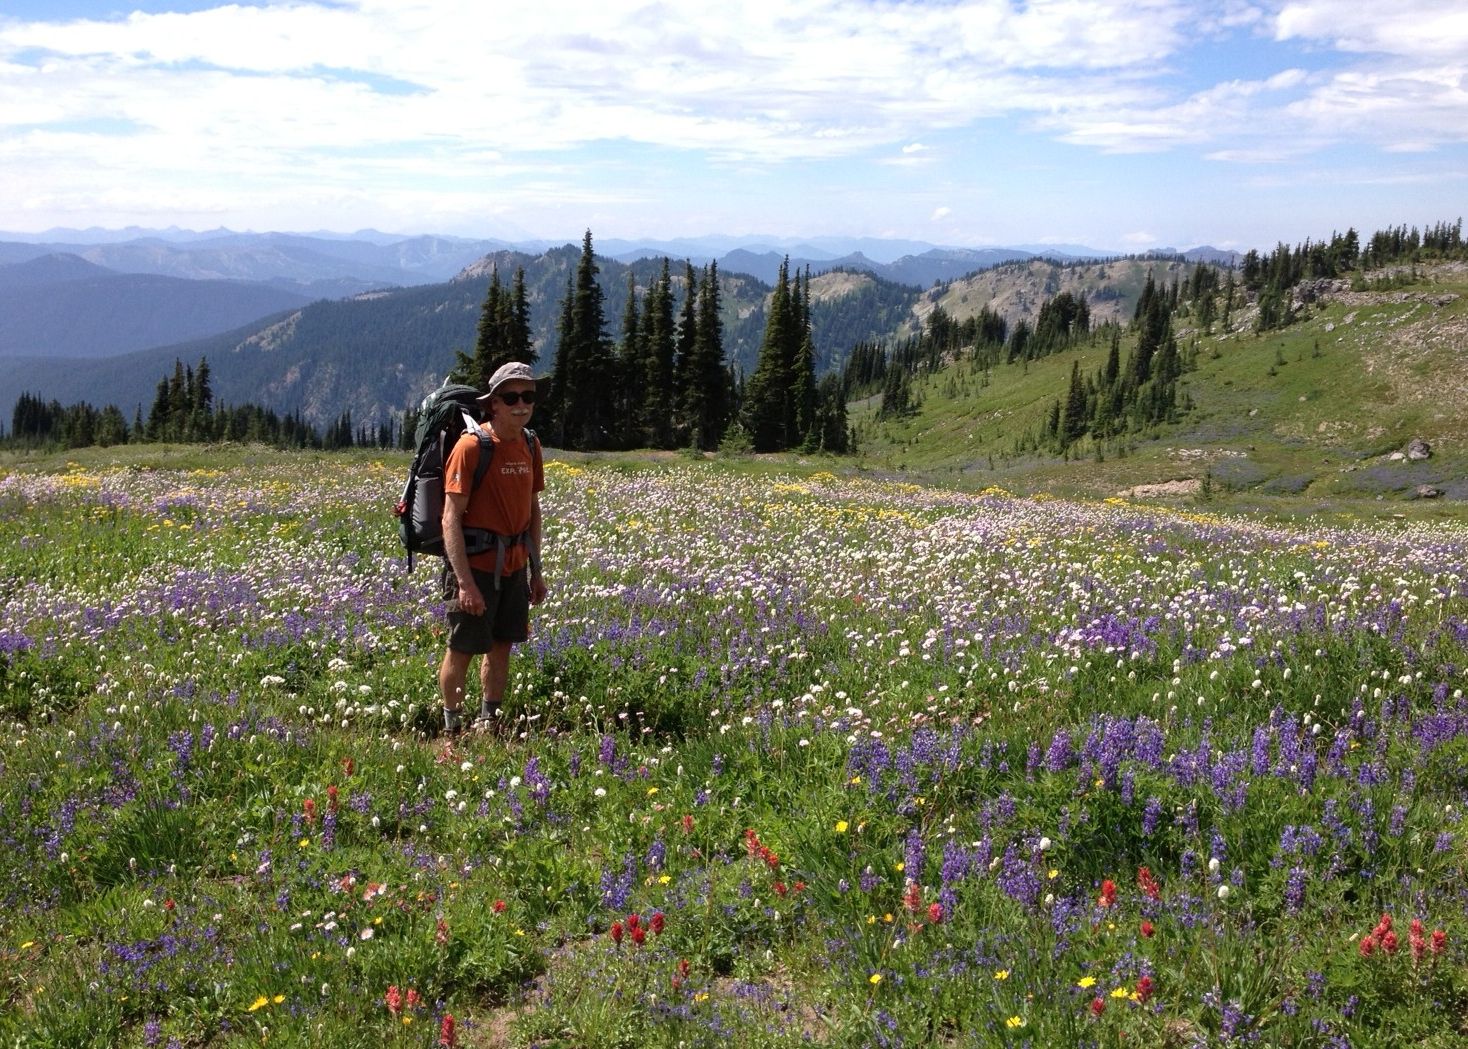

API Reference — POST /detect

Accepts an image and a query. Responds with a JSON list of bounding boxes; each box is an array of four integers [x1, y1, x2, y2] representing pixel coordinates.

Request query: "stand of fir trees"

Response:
[[524, 231, 735, 452], [1241, 217, 1465, 332], [740, 259, 850, 453], [7, 357, 399, 451]]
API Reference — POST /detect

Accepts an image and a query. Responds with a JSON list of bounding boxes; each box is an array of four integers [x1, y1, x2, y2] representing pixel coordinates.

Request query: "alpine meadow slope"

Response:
[[852, 260, 1468, 511]]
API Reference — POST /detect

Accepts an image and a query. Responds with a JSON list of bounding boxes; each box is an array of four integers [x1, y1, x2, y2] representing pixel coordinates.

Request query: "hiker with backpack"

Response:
[[437, 361, 547, 734]]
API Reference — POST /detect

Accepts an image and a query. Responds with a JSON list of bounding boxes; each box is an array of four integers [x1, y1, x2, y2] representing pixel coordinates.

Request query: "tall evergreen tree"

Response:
[[508, 267, 534, 365], [549, 231, 617, 450], [642, 259, 677, 448], [684, 262, 728, 450], [742, 257, 799, 451], [673, 260, 698, 439], [618, 270, 647, 447]]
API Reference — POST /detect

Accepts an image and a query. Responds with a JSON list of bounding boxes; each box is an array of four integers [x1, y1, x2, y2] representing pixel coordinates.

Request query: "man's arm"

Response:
[[442, 491, 485, 615]]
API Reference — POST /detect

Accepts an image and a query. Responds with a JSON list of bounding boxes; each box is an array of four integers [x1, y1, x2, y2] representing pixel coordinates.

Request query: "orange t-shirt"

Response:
[[443, 428, 544, 574]]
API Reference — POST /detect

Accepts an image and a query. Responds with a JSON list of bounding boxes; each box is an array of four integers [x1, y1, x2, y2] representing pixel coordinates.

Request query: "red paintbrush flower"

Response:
[[1137, 866, 1161, 900]]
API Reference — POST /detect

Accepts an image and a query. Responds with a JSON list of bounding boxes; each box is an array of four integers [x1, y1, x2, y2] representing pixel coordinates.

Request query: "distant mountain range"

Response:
[[0, 254, 313, 359], [0, 227, 1242, 293], [0, 237, 1218, 432]]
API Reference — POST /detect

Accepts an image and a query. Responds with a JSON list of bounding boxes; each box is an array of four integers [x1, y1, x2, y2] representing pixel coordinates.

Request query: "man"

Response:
[[439, 361, 547, 734]]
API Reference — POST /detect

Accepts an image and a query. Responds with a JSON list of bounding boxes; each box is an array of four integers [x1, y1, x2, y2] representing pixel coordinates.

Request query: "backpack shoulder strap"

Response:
[[460, 411, 495, 492]]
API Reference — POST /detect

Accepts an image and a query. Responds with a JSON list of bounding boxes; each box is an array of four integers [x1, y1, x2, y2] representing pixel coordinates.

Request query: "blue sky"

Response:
[[1, 0, 1465, 252]]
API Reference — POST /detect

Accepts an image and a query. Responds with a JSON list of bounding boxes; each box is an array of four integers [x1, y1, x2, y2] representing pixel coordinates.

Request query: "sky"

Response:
[[1, 0, 1465, 253]]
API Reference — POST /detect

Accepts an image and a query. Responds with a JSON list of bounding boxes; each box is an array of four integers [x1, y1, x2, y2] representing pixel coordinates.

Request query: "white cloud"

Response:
[[0, 0, 1465, 235], [931, 206, 952, 221], [1273, 2, 1468, 59]]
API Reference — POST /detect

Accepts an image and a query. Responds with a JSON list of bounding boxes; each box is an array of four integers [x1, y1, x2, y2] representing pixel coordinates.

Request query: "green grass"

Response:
[[846, 262, 1468, 521]]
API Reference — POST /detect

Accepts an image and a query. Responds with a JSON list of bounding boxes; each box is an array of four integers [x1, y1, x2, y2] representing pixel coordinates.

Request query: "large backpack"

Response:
[[394, 383, 539, 573]]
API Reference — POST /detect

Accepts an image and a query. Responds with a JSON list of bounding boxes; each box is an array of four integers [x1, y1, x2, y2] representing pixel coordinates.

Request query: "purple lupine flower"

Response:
[[646, 839, 666, 872], [524, 756, 551, 803], [1250, 726, 1271, 777], [1142, 797, 1163, 837], [1285, 866, 1307, 913], [903, 828, 926, 880], [997, 843, 1040, 909], [1044, 729, 1073, 773]]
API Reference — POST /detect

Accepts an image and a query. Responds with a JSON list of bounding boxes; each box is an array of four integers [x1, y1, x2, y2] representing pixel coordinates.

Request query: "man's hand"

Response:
[[457, 578, 486, 616], [529, 574, 548, 606]]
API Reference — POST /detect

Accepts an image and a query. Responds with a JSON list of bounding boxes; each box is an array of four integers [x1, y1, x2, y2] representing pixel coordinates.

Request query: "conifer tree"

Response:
[[642, 259, 677, 448], [743, 257, 799, 451], [549, 231, 617, 450], [673, 261, 698, 438], [508, 267, 534, 364], [684, 262, 728, 450], [618, 270, 647, 447], [1060, 360, 1088, 447]]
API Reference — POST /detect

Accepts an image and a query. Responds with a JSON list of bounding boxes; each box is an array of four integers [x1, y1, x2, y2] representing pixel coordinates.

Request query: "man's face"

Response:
[[490, 380, 536, 429]]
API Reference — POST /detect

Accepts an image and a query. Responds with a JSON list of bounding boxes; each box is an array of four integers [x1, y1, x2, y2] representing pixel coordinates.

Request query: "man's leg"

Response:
[[477, 640, 513, 723], [439, 648, 474, 732]]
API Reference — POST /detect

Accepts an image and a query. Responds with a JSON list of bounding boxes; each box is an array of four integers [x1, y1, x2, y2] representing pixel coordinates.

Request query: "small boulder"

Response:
[[1406, 438, 1432, 461], [1413, 485, 1443, 500]]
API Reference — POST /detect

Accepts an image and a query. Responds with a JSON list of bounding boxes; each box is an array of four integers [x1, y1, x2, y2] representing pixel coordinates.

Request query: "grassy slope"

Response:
[[849, 261, 1468, 523]]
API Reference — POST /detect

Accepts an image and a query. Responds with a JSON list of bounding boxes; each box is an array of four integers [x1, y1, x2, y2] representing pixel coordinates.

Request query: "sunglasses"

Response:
[[495, 390, 537, 405]]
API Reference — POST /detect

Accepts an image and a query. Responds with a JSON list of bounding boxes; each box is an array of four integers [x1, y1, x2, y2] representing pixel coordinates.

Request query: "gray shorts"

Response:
[[442, 566, 529, 652]]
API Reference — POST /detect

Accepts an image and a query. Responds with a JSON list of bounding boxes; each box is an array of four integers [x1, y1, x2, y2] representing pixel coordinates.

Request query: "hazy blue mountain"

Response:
[[0, 262, 313, 359], [1182, 246, 1244, 266], [1013, 242, 1107, 259], [0, 253, 115, 289], [0, 231, 518, 292]]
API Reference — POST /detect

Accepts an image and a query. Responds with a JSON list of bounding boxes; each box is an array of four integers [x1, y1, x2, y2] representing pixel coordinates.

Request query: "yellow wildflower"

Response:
[[869, 973, 883, 986], [835, 820, 849, 833], [994, 969, 1010, 980], [248, 995, 269, 1012], [1110, 987, 1129, 999], [1006, 1016, 1026, 1029], [1077, 976, 1097, 989]]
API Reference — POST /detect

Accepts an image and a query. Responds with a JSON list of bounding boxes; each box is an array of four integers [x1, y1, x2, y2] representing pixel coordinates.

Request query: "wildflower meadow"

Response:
[[2, 451, 1466, 1048]]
